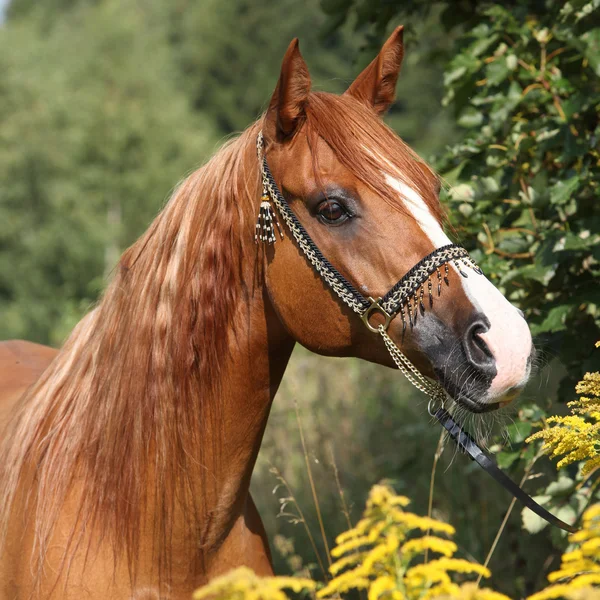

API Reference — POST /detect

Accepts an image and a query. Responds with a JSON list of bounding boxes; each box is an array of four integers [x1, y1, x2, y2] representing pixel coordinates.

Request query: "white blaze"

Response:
[[386, 175, 532, 402]]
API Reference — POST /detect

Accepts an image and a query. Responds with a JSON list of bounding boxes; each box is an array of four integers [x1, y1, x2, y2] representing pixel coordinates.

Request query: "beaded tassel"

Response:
[[413, 291, 419, 323], [469, 259, 484, 275], [419, 286, 425, 316], [455, 258, 469, 278], [400, 303, 407, 343], [428, 277, 433, 308], [254, 194, 283, 244]]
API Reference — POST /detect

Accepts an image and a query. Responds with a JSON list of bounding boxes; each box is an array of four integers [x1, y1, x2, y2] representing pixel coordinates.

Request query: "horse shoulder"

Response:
[[0, 340, 57, 430]]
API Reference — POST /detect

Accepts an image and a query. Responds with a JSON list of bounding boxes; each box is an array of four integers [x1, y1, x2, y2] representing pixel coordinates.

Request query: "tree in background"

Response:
[[0, 1, 212, 343]]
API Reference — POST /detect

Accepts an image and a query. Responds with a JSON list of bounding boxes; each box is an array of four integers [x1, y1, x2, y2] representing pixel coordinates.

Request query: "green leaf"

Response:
[[554, 504, 577, 527], [581, 28, 600, 77], [522, 497, 551, 534], [545, 476, 575, 496], [510, 263, 556, 286], [550, 176, 580, 205], [458, 108, 484, 128], [497, 450, 520, 469], [507, 421, 533, 444], [531, 304, 574, 335], [561, 231, 600, 251], [486, 57, 511, 85]]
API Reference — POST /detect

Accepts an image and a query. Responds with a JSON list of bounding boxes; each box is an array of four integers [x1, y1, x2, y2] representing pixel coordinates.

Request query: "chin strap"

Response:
[[433, 406, 579, 533]]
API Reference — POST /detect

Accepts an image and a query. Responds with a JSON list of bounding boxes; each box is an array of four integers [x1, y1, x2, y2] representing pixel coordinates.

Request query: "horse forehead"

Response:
[[385, 174, 451, 250], [279, 138, 355, 193]]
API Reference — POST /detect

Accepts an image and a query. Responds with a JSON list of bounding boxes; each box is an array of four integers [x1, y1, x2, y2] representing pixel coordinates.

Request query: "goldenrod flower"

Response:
[[527, 503, 600, 600], [527, 370, 600, 475], [317, 484, 507, 600], [401, 536, 457, 559], [193, 566, 315, 600]]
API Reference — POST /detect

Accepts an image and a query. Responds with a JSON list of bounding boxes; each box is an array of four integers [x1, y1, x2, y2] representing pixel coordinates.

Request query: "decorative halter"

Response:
[[255, 131, 577, 533]]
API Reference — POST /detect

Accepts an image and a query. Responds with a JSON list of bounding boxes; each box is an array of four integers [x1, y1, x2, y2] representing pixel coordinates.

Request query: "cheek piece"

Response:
[[255, 131, 577, 533]]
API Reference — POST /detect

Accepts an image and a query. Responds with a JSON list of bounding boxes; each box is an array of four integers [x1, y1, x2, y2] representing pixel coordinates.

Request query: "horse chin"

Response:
[[448, 386, 524, 414], [450, 393, 502, 414]]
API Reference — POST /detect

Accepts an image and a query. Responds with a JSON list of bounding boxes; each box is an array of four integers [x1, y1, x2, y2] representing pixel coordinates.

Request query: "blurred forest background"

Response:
[[0, 0, 598, 598]]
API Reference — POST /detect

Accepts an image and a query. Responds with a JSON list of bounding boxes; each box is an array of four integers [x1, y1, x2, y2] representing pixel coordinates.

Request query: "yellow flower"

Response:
[[527, 370, 600, 475], [527, 503, 600, 600], [440, 582, 512, 600], [401, 536, 457, 559], [193, 566, 315, 600], [319, 484, 495, 600], [331, 535, 372, 557], [408, 558, 490, 579], [368, 575, 397, 600]]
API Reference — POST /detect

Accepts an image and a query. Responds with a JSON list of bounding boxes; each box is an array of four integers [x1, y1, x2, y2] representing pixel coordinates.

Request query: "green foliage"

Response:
[[0, 1, 211, 344], [322, 0, 600, 395], [438, 1, 600, 395]]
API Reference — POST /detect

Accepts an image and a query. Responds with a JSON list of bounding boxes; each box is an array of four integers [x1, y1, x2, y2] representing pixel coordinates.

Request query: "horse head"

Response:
[[261, 29, 533, 413]]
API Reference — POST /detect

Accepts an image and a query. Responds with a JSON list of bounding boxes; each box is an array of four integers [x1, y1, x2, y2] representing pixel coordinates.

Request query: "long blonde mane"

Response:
[[0, 122, 261, 587]]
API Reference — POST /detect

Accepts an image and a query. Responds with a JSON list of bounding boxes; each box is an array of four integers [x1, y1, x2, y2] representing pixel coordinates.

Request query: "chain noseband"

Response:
[[255, 131, 577, 533]]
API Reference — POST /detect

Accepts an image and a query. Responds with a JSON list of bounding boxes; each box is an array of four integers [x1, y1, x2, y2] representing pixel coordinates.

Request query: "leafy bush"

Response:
[[438, 1, 600, 395]]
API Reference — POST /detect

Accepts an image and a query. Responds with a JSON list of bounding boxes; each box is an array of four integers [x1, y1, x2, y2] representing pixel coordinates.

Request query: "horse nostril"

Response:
[[463, 318, 495, 376]]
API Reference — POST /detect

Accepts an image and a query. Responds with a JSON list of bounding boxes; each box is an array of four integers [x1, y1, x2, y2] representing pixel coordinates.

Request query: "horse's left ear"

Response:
[[265, 38, 311, 140], [345, 25, 404, 115]]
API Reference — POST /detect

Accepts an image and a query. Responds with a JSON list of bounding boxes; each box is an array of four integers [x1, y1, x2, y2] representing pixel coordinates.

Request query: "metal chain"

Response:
[[379, 326, 446, 403]]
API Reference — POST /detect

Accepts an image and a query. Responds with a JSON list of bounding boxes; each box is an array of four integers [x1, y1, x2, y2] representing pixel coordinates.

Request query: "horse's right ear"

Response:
[[345, 26, 404, 115], [265, 39, 311, 140]]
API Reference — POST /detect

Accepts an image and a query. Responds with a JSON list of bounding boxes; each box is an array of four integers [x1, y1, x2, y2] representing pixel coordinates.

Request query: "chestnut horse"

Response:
[[0, 28, 533, 599]]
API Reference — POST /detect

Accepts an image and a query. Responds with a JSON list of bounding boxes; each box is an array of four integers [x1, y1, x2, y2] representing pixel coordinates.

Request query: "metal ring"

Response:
[[427, 398, 438, 416], [361, 297, 393, 333], [428, 394, 446, 416]]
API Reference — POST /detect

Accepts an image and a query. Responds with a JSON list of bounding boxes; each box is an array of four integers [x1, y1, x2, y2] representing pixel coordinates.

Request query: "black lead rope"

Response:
[[434, 407, 578, 534]]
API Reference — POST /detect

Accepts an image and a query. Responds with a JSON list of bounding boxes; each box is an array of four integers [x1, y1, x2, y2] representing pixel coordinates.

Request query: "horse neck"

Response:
[[196, 275, 295, 549]]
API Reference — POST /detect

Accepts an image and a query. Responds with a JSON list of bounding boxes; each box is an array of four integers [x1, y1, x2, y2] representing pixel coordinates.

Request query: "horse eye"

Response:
[[317, 200, 348, 225]]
